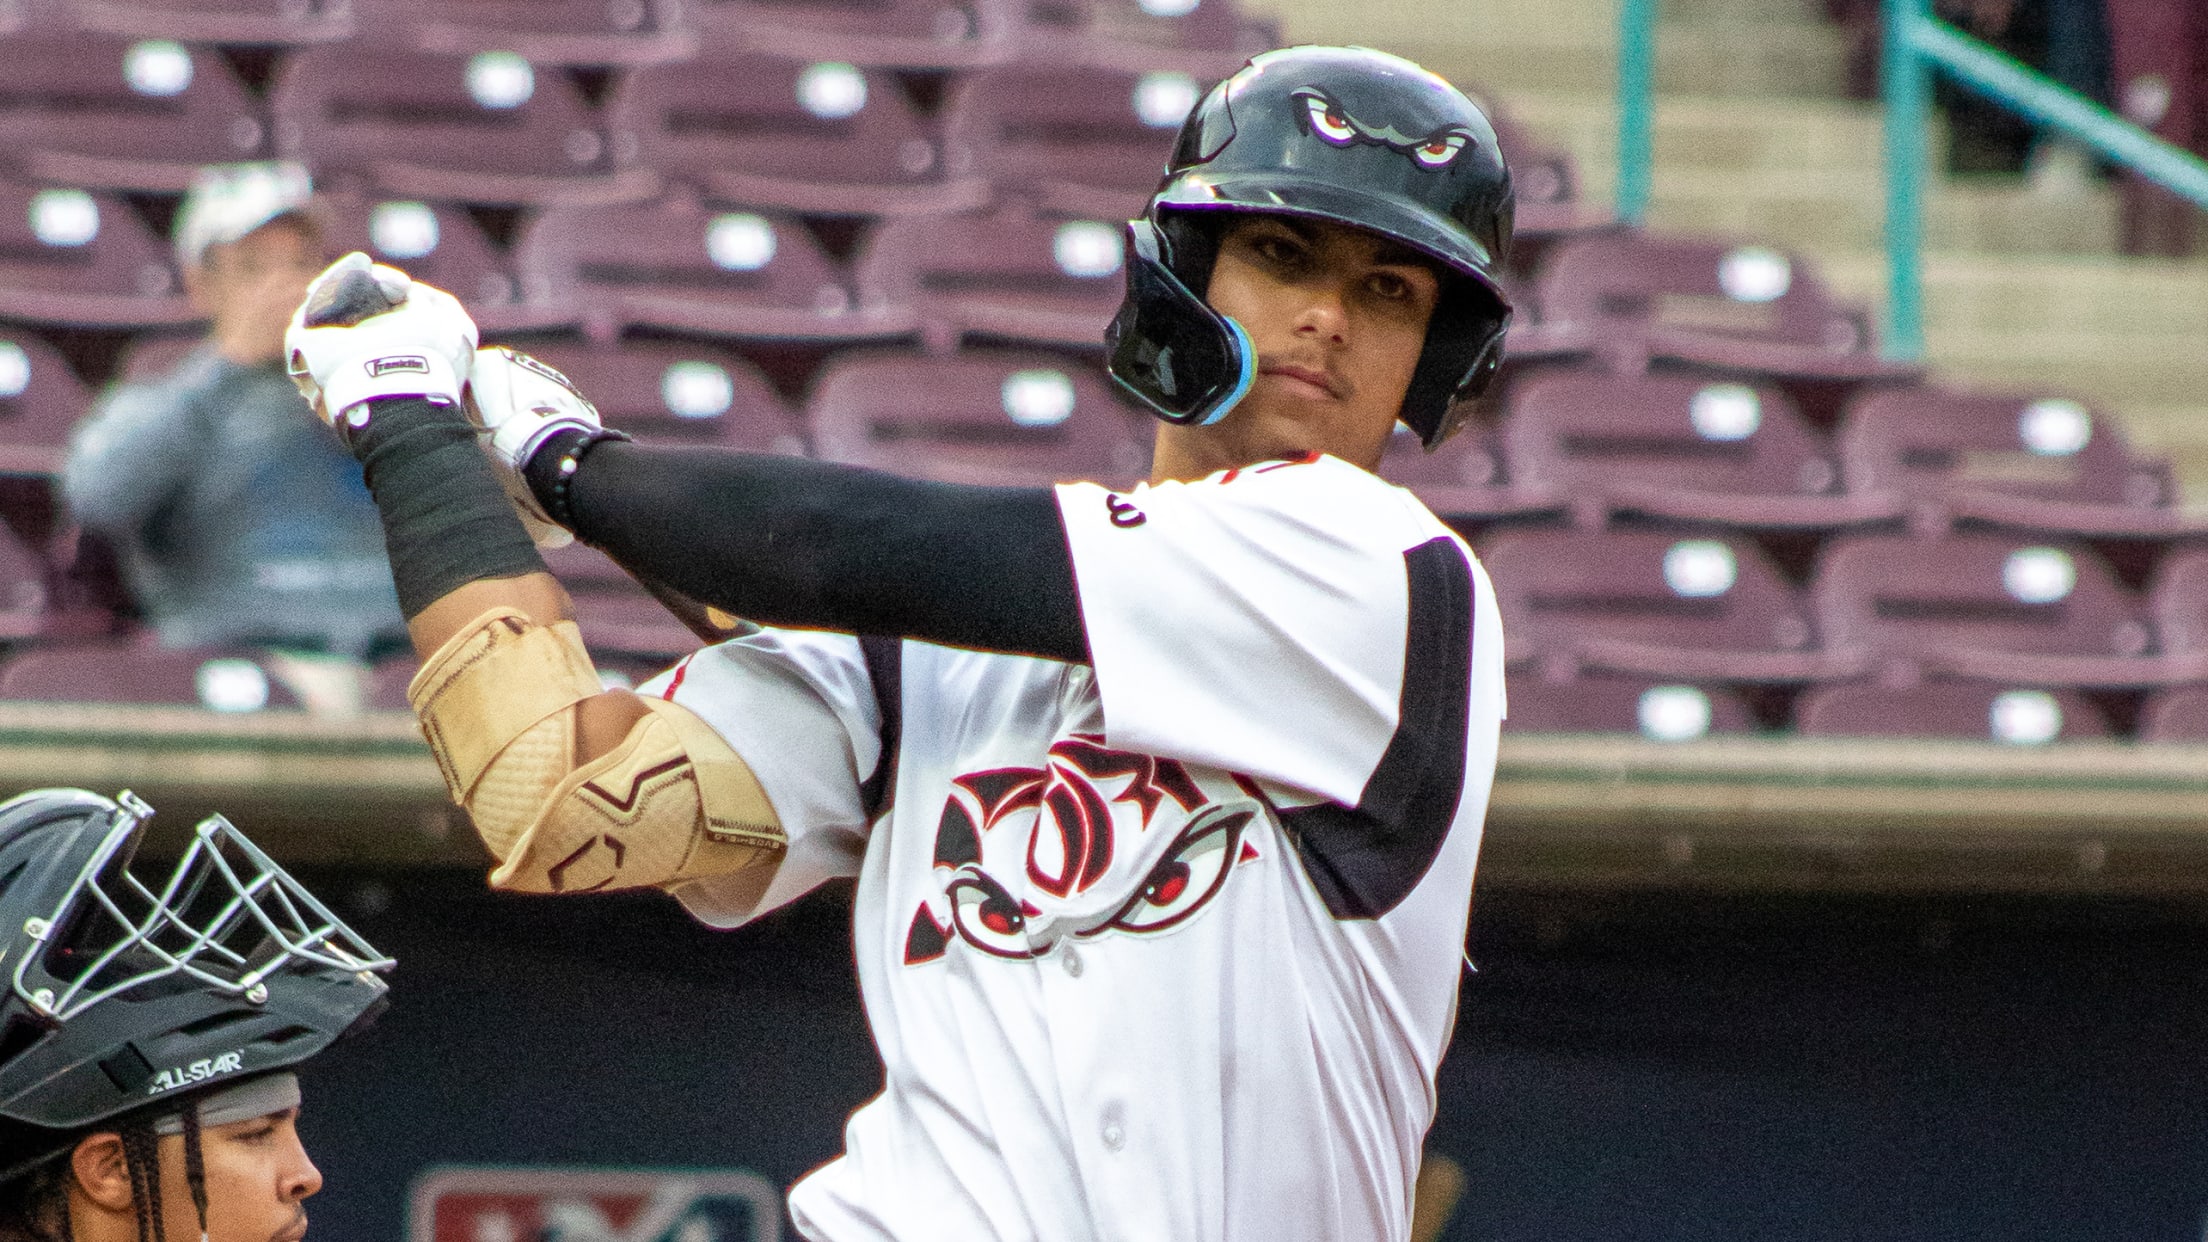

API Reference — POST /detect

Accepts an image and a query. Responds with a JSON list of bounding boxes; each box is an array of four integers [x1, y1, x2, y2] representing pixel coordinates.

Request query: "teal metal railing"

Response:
[[1615, 0, 2208, 362]]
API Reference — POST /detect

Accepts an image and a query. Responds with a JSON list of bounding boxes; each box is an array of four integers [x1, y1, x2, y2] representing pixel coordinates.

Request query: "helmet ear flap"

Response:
[[1106, 218, 1255, 428], [1401, 289, 1510, 449]]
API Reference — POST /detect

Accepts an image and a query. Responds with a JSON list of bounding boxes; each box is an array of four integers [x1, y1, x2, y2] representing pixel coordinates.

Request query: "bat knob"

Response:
[[303, 267, 402, 329]]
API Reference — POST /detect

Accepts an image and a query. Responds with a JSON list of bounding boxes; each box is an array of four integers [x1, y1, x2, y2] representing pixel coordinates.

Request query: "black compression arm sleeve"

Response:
[[530, 439, 1089, 663]]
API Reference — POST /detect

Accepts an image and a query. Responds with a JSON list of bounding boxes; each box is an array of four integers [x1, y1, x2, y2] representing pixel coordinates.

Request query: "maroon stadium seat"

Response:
[[540, 542, 702, 658], [940, 64, 1214, 218], [1810, 532, 2169, 686], [853, 202, 1127, 352], [687, 0, 1018, 69], [1795, 679, 2110, 743], [499, 338, 803, 452], [0, 522, 51, 639], [1522, 233, 1918, 383], [0, 642, 305, 710], [270, 45, 655, 206], [71, 0, 354, 44], [0, 332, 94, 476], [1502, 370, 1900, 530], [313, 193, 554, 333], [1011, 0, 1265, 76], [1478, 528, 1833, 682], [2148, 548, 2208, 679], [1836, 386, 2187, 537], [0, 35, 268, 192], [2139, 686, 2208, 743], [1503, 672, 1756, 739], [355, 0, 697, 64], [808, 348, 1151, 488], [1481, 108, 1588, 246], [608, 52, 986, 218], [514, 192, 915, 341], [1375, 423, 1561, 524], [0, 180, 193, 328]]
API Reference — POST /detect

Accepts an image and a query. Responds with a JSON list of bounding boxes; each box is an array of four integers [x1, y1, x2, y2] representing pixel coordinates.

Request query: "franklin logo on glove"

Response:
[[368, 355, 431, 377]]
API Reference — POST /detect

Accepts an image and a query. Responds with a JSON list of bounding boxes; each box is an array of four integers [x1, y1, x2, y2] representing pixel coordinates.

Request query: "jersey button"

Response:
[[1100, 1102, 1126, 1152], [1061, 947, 1083, 978]]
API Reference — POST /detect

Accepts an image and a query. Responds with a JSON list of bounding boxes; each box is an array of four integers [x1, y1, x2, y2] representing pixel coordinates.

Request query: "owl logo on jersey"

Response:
[[903, 735, 1262, 965]]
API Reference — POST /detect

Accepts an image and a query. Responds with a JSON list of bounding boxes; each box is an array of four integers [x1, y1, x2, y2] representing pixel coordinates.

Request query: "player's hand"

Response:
[[466, 346, 608, 549], [284, 252, 478, 434]]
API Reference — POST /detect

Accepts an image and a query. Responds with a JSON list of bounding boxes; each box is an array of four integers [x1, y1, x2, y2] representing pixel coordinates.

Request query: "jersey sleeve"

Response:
[[1056, 457, 1432, 807], [636, 627, 882, 928]]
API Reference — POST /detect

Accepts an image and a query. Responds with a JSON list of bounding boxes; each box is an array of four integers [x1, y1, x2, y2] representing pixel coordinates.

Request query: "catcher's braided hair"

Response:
[[119, 1121, 162, 1242], [179, 1105, 208, 1242]]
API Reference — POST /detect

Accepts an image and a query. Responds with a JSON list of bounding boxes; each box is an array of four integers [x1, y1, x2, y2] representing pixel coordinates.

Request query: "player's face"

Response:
[[1152, 215, 1440, 481], [152, 1107, 323, 1242]]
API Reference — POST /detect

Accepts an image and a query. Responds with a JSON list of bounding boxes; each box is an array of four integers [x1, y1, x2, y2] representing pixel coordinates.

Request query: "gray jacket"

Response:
[[62, 346, 403, 656]]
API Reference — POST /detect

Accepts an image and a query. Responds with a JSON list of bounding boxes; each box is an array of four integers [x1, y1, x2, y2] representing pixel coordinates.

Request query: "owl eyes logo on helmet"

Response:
[[1289, 86, 1476, 170]]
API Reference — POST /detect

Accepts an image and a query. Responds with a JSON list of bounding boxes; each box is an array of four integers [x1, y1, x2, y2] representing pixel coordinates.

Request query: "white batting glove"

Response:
[[285, 252, 478, 432], [466, 346, 610, 549]]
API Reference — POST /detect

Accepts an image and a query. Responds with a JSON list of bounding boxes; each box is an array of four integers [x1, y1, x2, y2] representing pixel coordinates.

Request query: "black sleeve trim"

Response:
[[856, 634, 904, 820], [550, 442, 1090, 664], [1279, 536, 1476, 920]]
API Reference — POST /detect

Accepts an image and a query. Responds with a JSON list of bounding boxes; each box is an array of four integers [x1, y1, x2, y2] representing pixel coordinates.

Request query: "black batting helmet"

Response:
[[0, 789, 393, 1182], [1105, 45, 1515, 448]]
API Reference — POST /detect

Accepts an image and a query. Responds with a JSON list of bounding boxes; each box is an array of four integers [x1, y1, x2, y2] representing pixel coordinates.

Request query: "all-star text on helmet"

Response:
[[0, 788, 392, 1185], [1106, 45, 1515, 449]]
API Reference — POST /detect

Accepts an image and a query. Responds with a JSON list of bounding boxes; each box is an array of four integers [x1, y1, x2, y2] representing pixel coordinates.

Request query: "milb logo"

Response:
[[411, 1167, 785, 1242]]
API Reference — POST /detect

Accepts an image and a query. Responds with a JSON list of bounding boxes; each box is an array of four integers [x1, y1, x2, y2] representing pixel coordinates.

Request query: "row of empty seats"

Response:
[[3, 638, 2203, 745]]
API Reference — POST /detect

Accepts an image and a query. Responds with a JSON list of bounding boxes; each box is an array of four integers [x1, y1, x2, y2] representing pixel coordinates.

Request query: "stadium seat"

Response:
[[500, 338, 803, 451], [540, 542, 702, 658], [0, 642, 305, 710], [0, 522, 52, 640], [607, 52, 987, 218], [0, 35, 268, 192], [808, 348, 1151, 488], [1011, 0, 1266, 76], [2147, 548, 2208, 679], [1375, 423, 1561, 524], [314, 193, 553, 333], [852, 201, 1128, 352], [0, 332, 94, 476], [1795, 680, 2110, 743], [1521, 233, 1919, 383], [940, 65, 1216, 218], [686, 0, 1018, 69], [355, 0, 697, 64], [0, 180, 194, 328], [1503, 672, 1757, 740], [1810, 532, 2170, 687], [1836, 386, 2189, 537], [270, 45, 656, 206], [70, 0, 354, 44], [1477, 528, 1834, 682], [1481, 109, 1588, 246], [514, 192, 915, 341], [2138, 686, 2208, 743], [1501, 370, 1900, 530]]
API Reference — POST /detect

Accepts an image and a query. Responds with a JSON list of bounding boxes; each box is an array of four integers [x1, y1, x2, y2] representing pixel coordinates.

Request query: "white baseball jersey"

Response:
[[641, 453, 1506, 1242]]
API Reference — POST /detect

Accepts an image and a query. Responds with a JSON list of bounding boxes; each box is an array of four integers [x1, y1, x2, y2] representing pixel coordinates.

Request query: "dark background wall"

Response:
[[291, 872, 2208, 1242]]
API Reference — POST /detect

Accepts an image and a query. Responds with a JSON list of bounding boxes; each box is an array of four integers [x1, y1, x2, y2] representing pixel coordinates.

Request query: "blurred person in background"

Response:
[[61, 164, 404, 699], [0, 787, 391, 1242]]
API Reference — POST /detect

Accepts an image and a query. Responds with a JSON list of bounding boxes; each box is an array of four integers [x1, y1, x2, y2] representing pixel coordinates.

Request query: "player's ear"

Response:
[[71, 1131, 136, 1213]]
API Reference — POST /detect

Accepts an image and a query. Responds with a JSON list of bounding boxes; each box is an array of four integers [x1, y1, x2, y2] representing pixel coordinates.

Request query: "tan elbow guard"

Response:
[[409, 608, 783, 895]]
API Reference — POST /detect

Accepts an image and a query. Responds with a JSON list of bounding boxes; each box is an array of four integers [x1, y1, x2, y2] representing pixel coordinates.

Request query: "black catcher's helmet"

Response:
[[1105, 45, 1515, 449], [0, 789, 393, 1181]]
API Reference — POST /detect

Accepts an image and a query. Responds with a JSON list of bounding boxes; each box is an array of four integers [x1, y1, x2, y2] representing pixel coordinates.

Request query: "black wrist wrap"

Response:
[[352, 397, 547, 619]]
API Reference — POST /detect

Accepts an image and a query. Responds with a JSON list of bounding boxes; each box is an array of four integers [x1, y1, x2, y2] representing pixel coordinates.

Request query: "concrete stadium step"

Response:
[[1819, 253, 2208, 339], [1242, 0, 1851, 99]]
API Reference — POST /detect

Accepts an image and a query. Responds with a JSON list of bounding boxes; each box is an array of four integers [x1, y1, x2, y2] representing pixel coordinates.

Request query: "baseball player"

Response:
[[284, 45, 1511, 1242], [0, 788, 392, 1242]]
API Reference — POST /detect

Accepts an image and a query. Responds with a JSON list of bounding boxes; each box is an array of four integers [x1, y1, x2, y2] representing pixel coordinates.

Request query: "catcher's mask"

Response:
[[1106, 45, 1516, 449], [0, 788, 393, 1184]]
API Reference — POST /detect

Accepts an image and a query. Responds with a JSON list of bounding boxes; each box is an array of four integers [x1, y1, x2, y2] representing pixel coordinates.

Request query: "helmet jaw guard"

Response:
[[1104, 219, 1254, 428], [1106, 45, 1516, 450], [0, 790, 393, 1181]]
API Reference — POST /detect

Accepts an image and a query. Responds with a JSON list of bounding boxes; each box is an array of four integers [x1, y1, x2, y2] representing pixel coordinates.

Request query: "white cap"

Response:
[[173, 161, 315, 269]]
